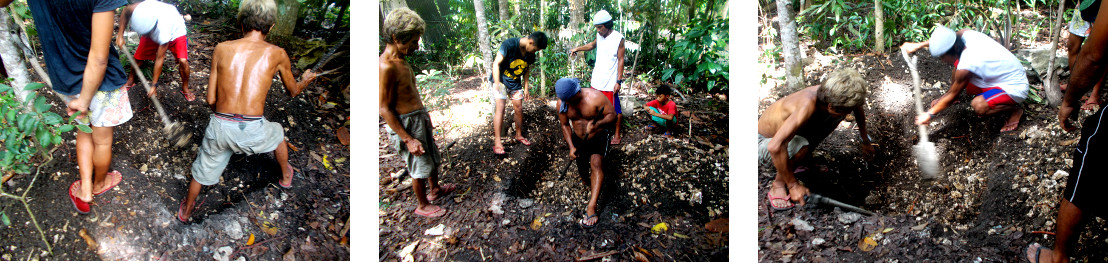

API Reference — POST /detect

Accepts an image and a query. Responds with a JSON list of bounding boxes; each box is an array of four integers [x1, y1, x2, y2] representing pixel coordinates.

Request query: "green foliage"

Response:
[[415, 69, 454, 112], [659, 17, 728, 92], [0, 82, 87, 175], [798, 0, 875, 52]]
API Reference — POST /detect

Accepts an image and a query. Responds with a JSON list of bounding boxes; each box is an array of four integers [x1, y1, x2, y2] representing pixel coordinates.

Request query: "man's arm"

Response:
[[379, 62, 424, 155], [900, 41, 930, 54], [148, 44, 169, 97], [1062, 0, 1108, 131], [521, 65, 531, 99], [558, 103, 577, 159], [115, 4, 136, 49], [614, 39, 625, 94], [569, 40, 597, 56], [491, 52, 505, 93], [276, 49, 318, 98], [207, 46, 219, 111], [854, 106, 875, 156], [917, 69, 971, 125], [588, 102, 618, 138], [69, 10, 116, 116]]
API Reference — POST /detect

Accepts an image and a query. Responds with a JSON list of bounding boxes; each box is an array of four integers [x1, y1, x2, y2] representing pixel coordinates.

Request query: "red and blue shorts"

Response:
[[597, 90, 623, 114], [134, 35, 188, 60], [965, 83, 1017, 109]]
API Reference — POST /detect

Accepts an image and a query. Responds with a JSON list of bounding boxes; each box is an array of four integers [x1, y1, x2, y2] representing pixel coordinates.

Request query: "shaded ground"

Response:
[[379, 73, 730, 261], [756, 47, 1108, 261], [0, 16, 349, 260]]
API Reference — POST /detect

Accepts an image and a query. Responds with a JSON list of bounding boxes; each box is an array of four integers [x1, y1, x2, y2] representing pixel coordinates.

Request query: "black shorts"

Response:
[[572, 130, 611, 159], [1064, 107, 1108, 217]]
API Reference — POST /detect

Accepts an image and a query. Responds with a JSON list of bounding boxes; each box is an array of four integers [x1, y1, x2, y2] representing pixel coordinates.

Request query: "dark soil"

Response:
[[758, 51, 1108, 262], [0, 16, 349, 260], [379, 74, 730, 261]]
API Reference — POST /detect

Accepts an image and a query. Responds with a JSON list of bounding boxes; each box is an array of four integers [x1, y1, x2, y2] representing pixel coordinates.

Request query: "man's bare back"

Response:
[[379, 55, 424, 115], [758, 86, 822, 138], [563, 88, 615, 139], [208, 32, 315, 116]]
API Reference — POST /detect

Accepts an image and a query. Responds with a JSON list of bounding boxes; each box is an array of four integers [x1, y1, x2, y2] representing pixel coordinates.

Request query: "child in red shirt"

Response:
[[644, 84, 678, 136]]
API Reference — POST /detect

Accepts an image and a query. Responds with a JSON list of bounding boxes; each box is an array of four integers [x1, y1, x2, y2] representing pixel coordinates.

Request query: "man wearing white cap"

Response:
[[570, 10, 626, 144], [902, 25, 1028, 133], [115, 0, 194, 101]]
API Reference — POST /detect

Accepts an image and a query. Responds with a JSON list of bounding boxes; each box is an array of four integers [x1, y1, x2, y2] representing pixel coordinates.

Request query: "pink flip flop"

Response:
[[427, 184, 456, 201], [93, 170, 123, 196]]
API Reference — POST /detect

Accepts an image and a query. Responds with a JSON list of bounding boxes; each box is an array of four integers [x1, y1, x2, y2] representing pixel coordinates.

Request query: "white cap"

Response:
[[928, 25, 956, 57], [593, 10, 612, 25]]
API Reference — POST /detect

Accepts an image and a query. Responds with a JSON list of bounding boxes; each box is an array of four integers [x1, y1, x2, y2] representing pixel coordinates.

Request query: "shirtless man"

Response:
[[176, 0, 317, 222], [380, 8, 455, 218], [758, 68, 873, 209], [555, 78, 617, 228], [115, 0, 194, 101], [902, 25, 1029, 133]]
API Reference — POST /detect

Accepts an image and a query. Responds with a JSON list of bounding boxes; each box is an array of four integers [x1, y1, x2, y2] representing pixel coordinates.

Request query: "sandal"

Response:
[[414, 206, 447, 218], [427, 183, 456, 201], [69, 181, 91, 214], [580, 214, 598, 228], [93, 170, 123, 196], [766, 190, 795, 212], [180, 90, 196, 102]]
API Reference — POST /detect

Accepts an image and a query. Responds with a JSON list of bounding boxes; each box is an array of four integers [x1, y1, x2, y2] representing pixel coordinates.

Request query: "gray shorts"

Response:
[[191, 114, 285, 186], [758, 134, 809, 166], [387, 108, 441, 179]]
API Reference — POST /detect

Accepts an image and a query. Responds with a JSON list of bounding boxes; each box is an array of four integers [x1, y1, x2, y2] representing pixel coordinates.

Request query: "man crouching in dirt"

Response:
[[379, 8, 456, 218], [1030, 1, 1108, 261], [901, 25, 1029, 133], [176, 0, 318, 222], [758, 68, 873, 210], [556, 78, 617, 228]]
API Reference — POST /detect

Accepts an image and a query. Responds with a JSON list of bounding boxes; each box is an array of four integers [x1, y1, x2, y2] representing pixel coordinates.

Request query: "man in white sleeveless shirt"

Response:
[[115, 0, 194, 102], [571, 10, 626, 144]]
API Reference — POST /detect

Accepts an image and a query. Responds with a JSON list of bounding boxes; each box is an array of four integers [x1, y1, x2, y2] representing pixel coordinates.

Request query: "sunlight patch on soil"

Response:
[[875, 76, 912, 113], [429, 88, 494, 142]]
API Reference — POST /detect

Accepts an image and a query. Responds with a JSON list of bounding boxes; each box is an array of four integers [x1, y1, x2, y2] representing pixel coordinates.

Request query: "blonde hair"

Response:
[[817, 68, 867, 108], [383, 8, 425, 44], [238, 0, 277, 34]]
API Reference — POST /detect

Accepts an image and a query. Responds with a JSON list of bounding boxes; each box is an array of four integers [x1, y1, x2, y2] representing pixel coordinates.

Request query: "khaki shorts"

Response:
[[191, 114, 284, 185], [758, 134, 809, 166], [62, 86, 133, 127], [386, 108, 441, 179]]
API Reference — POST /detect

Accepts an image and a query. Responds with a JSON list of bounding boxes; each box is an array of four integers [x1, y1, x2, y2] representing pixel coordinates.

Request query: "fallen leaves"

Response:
[[78, 228, 97, 251], [704, 218, 728, 233]]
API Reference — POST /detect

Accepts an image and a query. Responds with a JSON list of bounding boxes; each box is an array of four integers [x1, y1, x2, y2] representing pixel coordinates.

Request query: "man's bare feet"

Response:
[[1001, 108, 1023, 133], [1082, 96, 1102, 111], [279, 164, 294, 188], [610, 134, 621, 145]]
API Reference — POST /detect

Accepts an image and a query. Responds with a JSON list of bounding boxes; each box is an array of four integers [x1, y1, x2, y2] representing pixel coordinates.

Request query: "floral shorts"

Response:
[[62, 86, 133, 127]]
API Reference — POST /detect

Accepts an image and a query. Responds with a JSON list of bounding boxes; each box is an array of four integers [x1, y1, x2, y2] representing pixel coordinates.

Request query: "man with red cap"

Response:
[[902, 25, 1029, 133]]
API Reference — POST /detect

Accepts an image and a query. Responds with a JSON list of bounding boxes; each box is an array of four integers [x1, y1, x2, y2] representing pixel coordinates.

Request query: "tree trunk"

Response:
[[540, 0, 546, 97], [1044, 0, 1066, 105], [874, 0, 885, 53], [569, 0, 584, 75], [775, 0, 805, 91], [474, 0, 494, 77], [271, 0, 300, 37], [498, 0, 510, 22], [0, 8, 33, 106]]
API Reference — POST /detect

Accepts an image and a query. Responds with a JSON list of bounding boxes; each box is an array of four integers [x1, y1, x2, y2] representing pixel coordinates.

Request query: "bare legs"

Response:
[[75, 126, 113, 202], [969, 96, 1023, 132]]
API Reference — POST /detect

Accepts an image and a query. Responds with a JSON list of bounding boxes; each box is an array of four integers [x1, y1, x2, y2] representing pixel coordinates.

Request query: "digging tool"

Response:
[[805, 193, 876, 216], [118, 44, 192, 147], [560, 158, 575, 176], [901, 50, 940, 179]]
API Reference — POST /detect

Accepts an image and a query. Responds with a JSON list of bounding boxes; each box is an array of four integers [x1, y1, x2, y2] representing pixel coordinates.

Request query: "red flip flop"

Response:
[[93, 170, 123, 196], [517, 137, 532, 146], [69, 181, 91, 214], [176, 200, 191, 223], [180, 90, 196, 102], [279, 165, 296, 189], [493, 145, 506, 155]]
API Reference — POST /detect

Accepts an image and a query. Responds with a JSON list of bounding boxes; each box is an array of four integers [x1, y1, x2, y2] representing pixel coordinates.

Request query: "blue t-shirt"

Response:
[[29, 0, 128, 96], [488, 38, 535, 91]]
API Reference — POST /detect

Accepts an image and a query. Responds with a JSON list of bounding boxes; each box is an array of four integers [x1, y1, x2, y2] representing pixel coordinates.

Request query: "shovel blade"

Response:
[[914, 142, 940, 179]]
